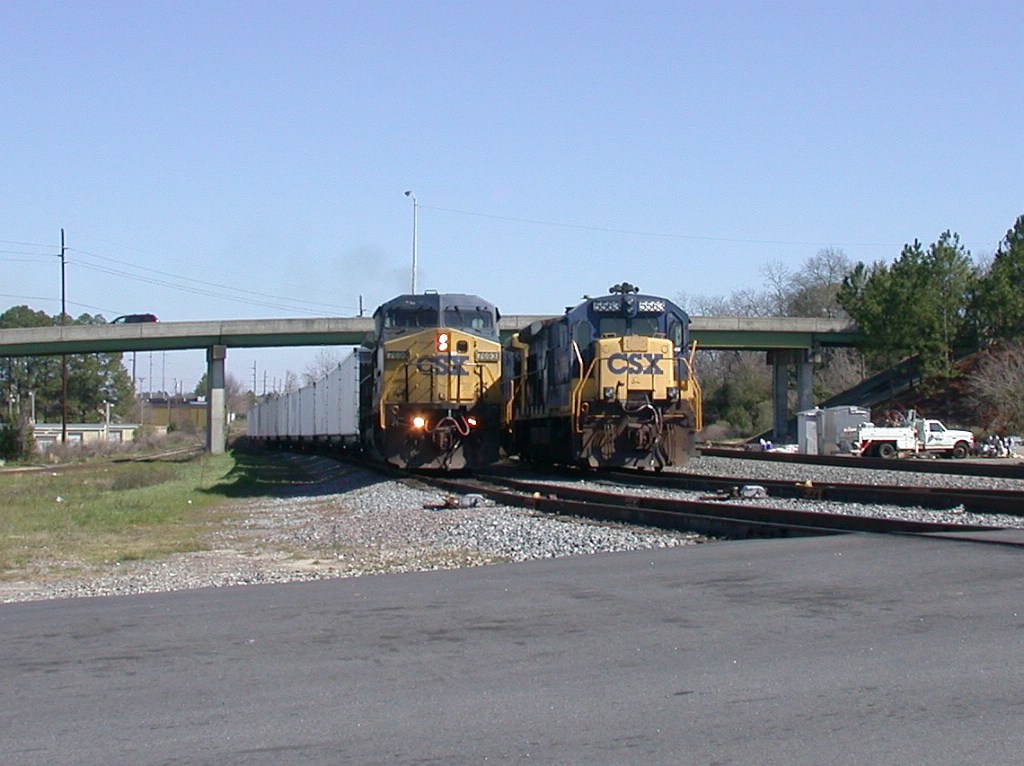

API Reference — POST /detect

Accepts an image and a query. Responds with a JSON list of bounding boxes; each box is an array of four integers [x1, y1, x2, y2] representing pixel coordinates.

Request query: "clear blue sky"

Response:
[[2, 1, 1021, 393]]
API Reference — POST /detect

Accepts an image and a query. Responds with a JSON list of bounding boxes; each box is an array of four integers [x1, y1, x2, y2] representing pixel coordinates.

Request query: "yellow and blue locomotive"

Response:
[[362, 292, 503, 470], [503, 282, 701, 469]]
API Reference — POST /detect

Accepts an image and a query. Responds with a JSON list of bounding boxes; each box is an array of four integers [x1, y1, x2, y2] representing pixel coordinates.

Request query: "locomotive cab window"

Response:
[[573, 321, 592, 350], [597, 316, 660, 337], [384, 307, 439, 329], [443, 307, 494, 332], [631, 316, 660, 336], [668, 320, 684, 349], [599, 317, 628, 337]]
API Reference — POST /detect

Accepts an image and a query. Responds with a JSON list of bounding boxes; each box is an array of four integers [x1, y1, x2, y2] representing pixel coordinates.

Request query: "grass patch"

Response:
[[0, 449, 311, 579]]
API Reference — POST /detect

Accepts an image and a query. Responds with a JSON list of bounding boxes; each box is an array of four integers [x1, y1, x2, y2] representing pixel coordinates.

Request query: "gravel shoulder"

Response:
[[0, 454, 703, 604], [7, 451, 1019, 605]]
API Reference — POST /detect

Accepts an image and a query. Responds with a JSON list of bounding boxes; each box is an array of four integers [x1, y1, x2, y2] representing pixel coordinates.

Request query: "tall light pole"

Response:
[[60, 228, 68, 443], [404, 190, 418, 294]]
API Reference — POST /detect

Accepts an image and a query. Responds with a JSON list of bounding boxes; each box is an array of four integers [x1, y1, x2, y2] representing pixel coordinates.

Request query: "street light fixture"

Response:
[[404, 190, 418, 294]]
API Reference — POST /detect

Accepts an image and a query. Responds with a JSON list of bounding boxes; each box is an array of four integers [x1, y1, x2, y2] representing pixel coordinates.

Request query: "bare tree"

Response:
[[680, 248, 864, 437], [223, 373, 248, 415], [789, 247, 852, 318], [761, 260, 794, 316], [303, 348, 346, 385], [968, 343, 1024, 432]]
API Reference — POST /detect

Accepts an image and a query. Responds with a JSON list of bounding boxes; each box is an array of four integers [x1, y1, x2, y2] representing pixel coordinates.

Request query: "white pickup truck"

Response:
[[849, 414, 975, 459]]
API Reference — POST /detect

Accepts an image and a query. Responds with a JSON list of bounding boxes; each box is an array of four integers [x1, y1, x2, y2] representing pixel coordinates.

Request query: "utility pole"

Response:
[[60, 228, 68, 444]]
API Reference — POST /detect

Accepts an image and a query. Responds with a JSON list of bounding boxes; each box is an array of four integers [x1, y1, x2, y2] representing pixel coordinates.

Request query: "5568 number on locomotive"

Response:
[[503, 282, 702, 469]]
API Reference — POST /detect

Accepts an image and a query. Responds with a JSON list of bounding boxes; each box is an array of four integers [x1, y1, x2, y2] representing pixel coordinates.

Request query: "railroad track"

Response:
[[0, 446, 205, 475], [600, 466, 1024, 517], [406, 467, 1007, 542], [700, 445, 1024, 480]]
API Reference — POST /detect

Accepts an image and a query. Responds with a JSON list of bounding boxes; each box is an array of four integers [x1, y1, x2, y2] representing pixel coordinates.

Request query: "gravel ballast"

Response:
[[0, 454, 704, 604], [4, 452, 1021, 605]]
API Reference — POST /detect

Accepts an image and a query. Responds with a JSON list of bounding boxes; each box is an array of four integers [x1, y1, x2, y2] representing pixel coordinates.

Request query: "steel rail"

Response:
[[700, 446, 1024, 480], [596, 466, 1024, 517], [479, 462, 1024, 516], [417, 472, 1000, 541]]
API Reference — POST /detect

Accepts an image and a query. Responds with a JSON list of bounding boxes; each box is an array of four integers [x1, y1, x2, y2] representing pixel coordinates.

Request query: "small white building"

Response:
[[32, 422, 165, 451], [797, 406, 871, 455]]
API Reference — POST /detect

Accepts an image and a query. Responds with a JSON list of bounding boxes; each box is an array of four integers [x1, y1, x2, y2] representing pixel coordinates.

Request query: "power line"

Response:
[[69, 247, 359, 314], [73, 260, 345, 315], [0, 238, 53, 249], [0, 256, 53, 264], [0, 250, 55, 258]]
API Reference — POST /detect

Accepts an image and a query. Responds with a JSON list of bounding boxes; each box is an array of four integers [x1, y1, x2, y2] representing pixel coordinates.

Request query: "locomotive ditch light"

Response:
[[466, 416, 478, 428], [603, 387, 616, 401], [412, 415, 427, 430], [667, 387, 679, 400]]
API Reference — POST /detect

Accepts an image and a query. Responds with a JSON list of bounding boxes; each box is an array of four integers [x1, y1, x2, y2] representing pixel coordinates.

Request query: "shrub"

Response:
[[0, 414, 35, 461]]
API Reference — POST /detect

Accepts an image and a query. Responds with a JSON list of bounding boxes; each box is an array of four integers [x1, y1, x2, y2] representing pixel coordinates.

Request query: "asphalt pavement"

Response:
[[3, 533, 1024, 765]]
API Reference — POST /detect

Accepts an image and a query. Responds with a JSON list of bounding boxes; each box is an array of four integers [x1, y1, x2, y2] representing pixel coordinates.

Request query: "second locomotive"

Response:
[[503, 282, 702, 469]]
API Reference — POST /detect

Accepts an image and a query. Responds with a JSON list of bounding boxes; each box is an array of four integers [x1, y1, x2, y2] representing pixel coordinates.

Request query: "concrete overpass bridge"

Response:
[[0, 316, 859, 452]]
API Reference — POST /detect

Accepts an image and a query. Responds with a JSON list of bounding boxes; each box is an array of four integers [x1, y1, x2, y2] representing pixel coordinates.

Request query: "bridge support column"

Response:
[[206, 345, 227, 454], [768, 348, 819, 443], [797, 349, 817, 414], [770, 351, 791, 443]]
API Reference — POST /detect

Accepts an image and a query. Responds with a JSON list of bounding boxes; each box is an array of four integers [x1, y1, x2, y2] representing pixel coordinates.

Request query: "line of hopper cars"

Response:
[[246, 283, 702, 471]]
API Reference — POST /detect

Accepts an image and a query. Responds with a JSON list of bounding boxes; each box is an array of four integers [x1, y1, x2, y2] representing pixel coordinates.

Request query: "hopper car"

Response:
[[246, 348, 363, 449]]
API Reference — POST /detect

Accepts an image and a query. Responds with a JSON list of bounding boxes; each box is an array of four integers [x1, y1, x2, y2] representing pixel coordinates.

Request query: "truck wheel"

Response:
[[877, 443, 897, 459], [952, 441, 969, 459]]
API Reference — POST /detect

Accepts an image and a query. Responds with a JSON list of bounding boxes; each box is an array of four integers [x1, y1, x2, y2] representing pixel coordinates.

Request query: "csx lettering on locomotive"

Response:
[[415, 355, 469, 375], [606, 352, 665, 375]]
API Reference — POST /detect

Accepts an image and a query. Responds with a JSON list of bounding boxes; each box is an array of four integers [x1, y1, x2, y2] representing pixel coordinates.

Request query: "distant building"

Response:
[[140, 396, 209, 431], [32, 422, 166, 451]]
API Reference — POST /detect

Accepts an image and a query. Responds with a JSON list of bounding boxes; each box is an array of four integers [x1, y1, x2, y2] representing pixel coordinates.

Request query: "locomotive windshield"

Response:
[[442, 305, 498, 339], [383, 307, 439, 329], [597, 315, 661, 337], [443, 306, 493, 330]]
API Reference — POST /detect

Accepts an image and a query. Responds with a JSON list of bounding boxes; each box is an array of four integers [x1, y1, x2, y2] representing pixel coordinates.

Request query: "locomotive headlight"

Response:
[[411, 415, 427, 430], [603, 387, 616, 401]]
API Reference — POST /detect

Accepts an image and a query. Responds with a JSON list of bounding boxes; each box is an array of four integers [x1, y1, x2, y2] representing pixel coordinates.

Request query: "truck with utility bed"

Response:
[[847, 410, 974, 459]]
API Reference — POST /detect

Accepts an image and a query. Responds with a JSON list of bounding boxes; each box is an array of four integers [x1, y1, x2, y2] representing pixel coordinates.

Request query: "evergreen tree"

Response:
[[0, 306, 135, 423], [838, 232, 975, 380], [971, 214, 1024, 344]]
